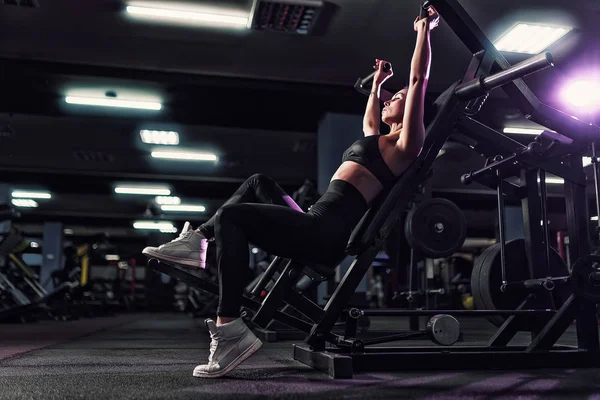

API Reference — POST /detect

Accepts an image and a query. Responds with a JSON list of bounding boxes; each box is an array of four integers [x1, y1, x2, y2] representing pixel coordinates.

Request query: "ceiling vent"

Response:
[[249, 0, 334, 35], [0, 124, 15, 139], [1, 0, 40, 8], [73, 151, 115, 163]]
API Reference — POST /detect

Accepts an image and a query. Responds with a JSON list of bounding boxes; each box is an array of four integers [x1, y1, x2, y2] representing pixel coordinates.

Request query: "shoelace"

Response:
[[168, 229, 192, 244]]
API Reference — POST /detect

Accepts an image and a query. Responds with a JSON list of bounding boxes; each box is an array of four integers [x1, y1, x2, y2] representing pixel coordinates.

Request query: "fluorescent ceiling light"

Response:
[[592, 216, 598, 221], [151, 151, 218, 162], [538, 177, 564, 184], [503, 127, 544, 135], [105, 254, 120, 261], [12, 190, 51, 199], [11, 199, 38, 208], [495, 23, 571, 54], [115, 186, 171, 195], [140, 130, 179, 145], [161, 204, 206, 213], [126, 5, 248, 27], [30, 242, 40, 248], [133, 221, 175, 230], [65, 96, 162, 111], [64, 229, 74, 235], [155, 196, 181, 205]]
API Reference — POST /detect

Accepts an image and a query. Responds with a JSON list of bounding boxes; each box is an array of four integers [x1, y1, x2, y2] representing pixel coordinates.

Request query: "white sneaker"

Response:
[[193, 318, 263, 378], [142, 222, 209, 268]]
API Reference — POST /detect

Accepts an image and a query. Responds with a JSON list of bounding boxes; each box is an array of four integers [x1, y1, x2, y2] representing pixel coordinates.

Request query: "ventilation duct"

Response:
[[1, 0, 40, 8], [249, 0, 333, 35]]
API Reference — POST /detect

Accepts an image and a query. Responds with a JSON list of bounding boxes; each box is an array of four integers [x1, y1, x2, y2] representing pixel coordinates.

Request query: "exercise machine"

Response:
[[147, 0, 600, 378]]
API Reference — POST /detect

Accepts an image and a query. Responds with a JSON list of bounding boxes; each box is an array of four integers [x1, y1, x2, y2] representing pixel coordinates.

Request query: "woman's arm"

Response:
[[396, 9, 439, 156], [363, 59, 393, 136]]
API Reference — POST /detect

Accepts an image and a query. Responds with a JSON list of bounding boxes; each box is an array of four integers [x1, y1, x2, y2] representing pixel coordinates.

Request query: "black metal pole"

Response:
[[497, 171, 507, 285], [539, 169, 552, 275], [360, 309, 556, 317], [592, 141, 600, 241]]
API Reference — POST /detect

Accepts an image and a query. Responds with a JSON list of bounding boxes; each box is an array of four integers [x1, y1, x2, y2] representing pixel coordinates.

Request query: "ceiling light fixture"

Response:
[[115, 186, 171, 195], [11, 190, 51, 199], [155, 196, 181, 205], [495, 23, 571, 54], [11, 199, 39, 208], [140, 130, 179, 145], [126, 5, 248, 27], [151, 151, 218, 162], [503, 127, 545, 135], [538, 177, 564, 184], [133, 221, 175, 230], [65, 96, 162, 111], [161, 204, 206, 213]]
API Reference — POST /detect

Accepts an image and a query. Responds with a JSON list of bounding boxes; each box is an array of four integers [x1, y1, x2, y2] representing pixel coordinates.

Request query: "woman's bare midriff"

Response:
[[331, 135, 413, 205]]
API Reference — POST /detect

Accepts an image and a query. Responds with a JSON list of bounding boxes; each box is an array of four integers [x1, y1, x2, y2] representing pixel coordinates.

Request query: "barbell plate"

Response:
[[427, 314, 461, 346], [405, 198, 467, 258], [571, 254, 600, 303], [470, 238, 570, 328]]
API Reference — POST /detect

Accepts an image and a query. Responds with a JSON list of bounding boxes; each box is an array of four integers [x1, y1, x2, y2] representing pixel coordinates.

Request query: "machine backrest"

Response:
[[346, 81, 463, 255]]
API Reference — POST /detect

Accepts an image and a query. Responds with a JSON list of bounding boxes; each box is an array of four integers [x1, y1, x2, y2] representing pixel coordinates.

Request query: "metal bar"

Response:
[[456, 117, 586, 185], [306, 245, 381, 349], [488, 296, 534, 346], [430, 0, 600, 144], [521, 169, 546, 281], [527, 294, 578, 351], [360, 331, 428, 346], [455, 53, 554, 100], [359, 309, 555, 317], [539, 170, 552, 277], [461, 153, 519, 185], [148, 259, 315, 333], [562, 155, 599, 351], [252, 260, 295, 328], [497, 173, 508, 285], [428, 0, 541, 115], [531, 102, 600, 144], [593, 142, 600, 239], [284, 288, 325, 323], [251, 256, 285, 297], [501, 276, 570, 292], [483, 53, 553, 89]]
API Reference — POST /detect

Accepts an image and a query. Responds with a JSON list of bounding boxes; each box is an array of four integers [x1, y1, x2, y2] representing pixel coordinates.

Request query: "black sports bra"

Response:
[[341, 135, 397, 188]]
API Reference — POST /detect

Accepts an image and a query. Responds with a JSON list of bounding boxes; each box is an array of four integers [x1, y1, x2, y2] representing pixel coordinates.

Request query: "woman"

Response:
[[143, 7, 439, 378]]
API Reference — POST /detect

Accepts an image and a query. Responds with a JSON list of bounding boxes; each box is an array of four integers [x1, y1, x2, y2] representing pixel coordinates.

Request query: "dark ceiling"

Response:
[[0, 0, 599, 242]]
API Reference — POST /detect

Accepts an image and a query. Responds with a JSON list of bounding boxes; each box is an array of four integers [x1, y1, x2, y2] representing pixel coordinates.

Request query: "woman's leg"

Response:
[[193, 202, 343, 378], [213, 203, 341, 318], [142, 174, 302, 269], [198, 173, 302, 239]]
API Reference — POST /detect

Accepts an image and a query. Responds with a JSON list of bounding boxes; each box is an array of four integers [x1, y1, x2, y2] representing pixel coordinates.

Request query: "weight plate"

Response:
[[470, 243, 499, 316], [427, 314, 461, 346], [470, 239, 570, 327], [405, 198, 467, 258], [571, 254, 600, 302]]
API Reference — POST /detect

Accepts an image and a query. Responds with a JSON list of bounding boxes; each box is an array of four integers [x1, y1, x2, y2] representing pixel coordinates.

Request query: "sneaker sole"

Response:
[[192, 338, 263, 379], [142, 247, 201, 269]]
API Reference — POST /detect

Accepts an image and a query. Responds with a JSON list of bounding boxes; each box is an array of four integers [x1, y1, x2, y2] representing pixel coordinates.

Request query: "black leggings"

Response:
[[199, 174, 368, 318]]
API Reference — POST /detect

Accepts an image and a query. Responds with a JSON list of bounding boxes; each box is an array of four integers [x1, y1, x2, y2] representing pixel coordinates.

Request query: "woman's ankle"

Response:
[[216, 316, 237, 326]]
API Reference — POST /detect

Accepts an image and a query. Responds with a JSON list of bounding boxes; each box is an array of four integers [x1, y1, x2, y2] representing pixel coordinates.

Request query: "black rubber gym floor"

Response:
[[1, 314, 600, 399]]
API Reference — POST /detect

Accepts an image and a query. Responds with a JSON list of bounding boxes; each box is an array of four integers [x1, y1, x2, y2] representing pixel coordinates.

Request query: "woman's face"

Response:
[[382, 88, 408, 126]]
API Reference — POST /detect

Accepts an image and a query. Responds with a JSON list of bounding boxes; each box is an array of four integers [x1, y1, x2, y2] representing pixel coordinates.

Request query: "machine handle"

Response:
[[455, 52, 554, 100]]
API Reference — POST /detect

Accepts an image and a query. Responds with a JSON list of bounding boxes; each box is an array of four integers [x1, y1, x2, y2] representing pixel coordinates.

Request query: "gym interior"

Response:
[[1, 0, 600, 398]]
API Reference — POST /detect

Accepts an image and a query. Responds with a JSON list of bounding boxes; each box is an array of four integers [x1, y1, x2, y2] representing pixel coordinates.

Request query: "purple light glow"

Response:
[[562, 79, 600, 110]]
